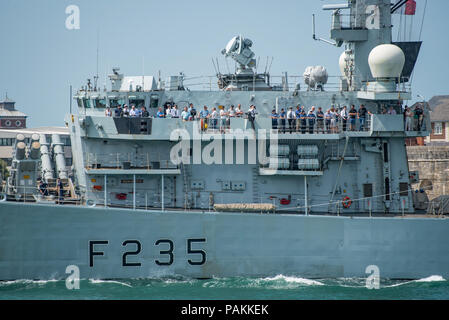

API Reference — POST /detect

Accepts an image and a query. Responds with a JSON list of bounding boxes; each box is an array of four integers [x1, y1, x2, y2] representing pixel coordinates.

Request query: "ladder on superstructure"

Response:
[[181, 162, 190, 209]]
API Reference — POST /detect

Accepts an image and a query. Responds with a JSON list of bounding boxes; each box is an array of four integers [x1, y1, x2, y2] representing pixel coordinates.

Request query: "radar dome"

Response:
[[304, 66, 328, 87], [368, 44, 405, 78]]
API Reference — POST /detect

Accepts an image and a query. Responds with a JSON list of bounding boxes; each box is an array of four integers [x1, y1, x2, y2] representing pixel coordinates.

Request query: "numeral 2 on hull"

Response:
[[89, 238, 207, 267]]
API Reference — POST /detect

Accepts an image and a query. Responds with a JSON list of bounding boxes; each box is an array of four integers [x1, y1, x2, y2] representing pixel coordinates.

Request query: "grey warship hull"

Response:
[[1, 201, 448, 280], [1, 0, 445, 282]]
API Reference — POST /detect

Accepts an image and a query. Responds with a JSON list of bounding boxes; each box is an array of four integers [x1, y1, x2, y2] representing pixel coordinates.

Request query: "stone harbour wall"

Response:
[[407, 146, 449, 201]]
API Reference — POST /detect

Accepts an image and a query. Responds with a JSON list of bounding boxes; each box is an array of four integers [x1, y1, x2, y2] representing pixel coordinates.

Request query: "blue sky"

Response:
[[0, 0, 448, 127]]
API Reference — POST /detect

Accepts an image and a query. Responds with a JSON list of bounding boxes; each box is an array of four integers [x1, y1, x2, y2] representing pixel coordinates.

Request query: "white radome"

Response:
[[368, 44, 405, 78]]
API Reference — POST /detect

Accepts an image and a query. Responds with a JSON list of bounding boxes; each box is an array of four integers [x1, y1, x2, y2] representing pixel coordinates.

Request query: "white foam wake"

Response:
[[415, 275, 445, 282], [89, 279, 133, 287], [0, 279, 60, 286], [263, 275, 324, 286]]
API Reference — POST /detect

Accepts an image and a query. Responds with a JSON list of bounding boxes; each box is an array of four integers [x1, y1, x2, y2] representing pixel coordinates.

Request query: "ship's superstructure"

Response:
[[66, 0, 428, 215], [1, 0, 447, 282]]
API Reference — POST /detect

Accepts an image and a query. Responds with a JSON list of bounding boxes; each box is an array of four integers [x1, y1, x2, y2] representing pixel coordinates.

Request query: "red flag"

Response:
[[405, 0, 416, 15]]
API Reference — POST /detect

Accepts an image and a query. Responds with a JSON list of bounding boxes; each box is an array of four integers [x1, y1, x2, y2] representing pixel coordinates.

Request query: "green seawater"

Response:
[[1, 275, 448, 300]]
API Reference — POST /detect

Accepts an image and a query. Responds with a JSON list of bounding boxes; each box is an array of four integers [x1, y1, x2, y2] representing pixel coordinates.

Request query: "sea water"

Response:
[[1, 275, 448, 300]]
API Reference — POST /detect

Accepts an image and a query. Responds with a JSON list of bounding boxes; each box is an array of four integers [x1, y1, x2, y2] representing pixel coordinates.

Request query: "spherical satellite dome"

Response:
[[368, 44, 405, 78]]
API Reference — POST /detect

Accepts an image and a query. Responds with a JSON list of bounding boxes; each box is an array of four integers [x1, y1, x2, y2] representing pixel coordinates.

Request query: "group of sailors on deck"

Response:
[[271, 104, 371, 133], [104, 101, 425, 133]]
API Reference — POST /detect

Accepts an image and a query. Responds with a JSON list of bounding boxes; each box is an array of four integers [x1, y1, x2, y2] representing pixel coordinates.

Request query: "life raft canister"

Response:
[[342, 196, 352, 208]]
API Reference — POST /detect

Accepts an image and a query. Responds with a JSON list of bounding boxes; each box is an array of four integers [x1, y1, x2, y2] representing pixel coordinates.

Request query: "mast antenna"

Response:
[[94, 29, 100, 91]]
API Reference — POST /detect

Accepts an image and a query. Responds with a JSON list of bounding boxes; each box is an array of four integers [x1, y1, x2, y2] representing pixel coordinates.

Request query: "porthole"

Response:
[[5, 120, 11, 127], [15, 120, 22, 127]]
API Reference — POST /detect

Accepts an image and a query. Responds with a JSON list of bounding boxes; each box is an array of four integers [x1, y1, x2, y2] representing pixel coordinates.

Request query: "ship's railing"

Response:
[[359, 78, 412, 94], [2, 182, 437, 216], [182, 74, 414, 93], [181, 75, 347, 92], [85, 153, 177, 170], [195, 114, 373, 134], [80, 185, 432, 217], [1, 184, 78, 203], [331, 13, 370, 30]]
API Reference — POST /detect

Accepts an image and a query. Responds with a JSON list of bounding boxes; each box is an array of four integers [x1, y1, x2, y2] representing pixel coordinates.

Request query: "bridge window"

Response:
[[94, 98, 106, 109], [77, 98, 83, 108], [150, 95, 159, 108], [109, 98, 125, 108], [129, 99, 145, 109], [83, 98, 91, 108]]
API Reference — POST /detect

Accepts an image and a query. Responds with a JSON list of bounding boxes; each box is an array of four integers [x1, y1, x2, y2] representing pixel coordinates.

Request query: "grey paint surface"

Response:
[[1, 202, 448, 280]]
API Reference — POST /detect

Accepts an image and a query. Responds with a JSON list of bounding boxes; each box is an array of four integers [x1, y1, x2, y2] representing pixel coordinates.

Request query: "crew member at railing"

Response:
[[105, 107, 112, 117], [404, 106, 413, 131], [156, 107, 165, 118], [340, 106, 348, 131], [188, 103, 197, 120], [295, 106, 301, 132], [358, 104, 371, 131], [123, 104, 130, 117], [165, 105, 172, 118], [38, 179, 49, 196], [335, 107, 341, 132], [330, 106, 338, 133], [141, 106, 149, 117], [129, 105, 139, 117], [210, 107, 219, 129], [324, 109, 332, 133], [114, 104, 123, 117], [413, 104, 424, 131], [247, 105, 257, 131], [235, 104, 244, 117], [279, 108, 286, 133], [271, 109, 279, 130], [228, 105, 235, 126], [300, 108, 307, 134], [349, 105, 358, 131], [219, 106, 227, 133], [199, 106, 209, 131], [181, 106, 190, 122], [307, 106, 316, 134], [287, 107, 295, 133], [226, 105, 234, 129], [171, 105, 180, 118], [316, 107, 324, 133]]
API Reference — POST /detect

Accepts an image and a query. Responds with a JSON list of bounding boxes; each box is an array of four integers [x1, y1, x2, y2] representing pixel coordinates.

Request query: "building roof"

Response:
[[410, 95, 449, 122], [0, 109, 27, 117], [428, 95, 449, 122], [0, 126, 69, 137]]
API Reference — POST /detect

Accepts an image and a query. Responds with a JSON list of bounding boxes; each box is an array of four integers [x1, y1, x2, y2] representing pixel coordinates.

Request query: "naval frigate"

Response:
[[1, 0, 448, 281]]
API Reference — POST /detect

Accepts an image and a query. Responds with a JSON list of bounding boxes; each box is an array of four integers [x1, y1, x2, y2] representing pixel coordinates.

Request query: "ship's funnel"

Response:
[[15, 142, 26, 160], [368, 44, 405, 79]]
